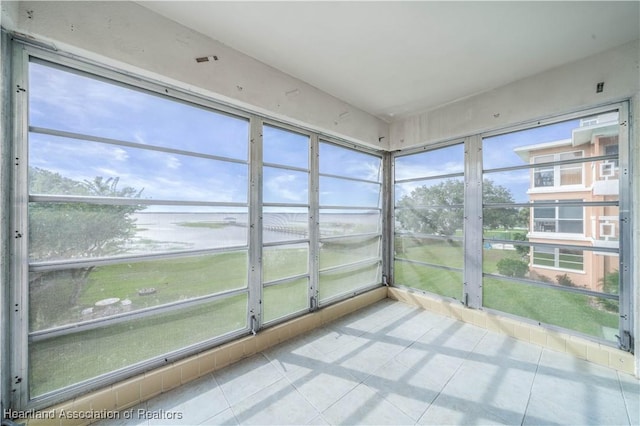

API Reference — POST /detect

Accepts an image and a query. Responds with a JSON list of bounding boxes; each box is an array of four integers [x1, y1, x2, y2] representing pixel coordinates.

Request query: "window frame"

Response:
[[391, 140, 467, 302], [532, 246, 585, 272], [16, 50, 256, 407], [317, 139, 384, 305], [8, 42, 386, 410], [392, 102, 632, 353], [532, 200, 585, 237], [531, 150, 584, 190]]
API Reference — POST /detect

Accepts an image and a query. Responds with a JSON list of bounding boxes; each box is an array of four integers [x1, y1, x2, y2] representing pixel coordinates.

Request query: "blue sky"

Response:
[[29, 60, 593, 209], [394, 119, 581, 203], [28, 61, 382, 210]]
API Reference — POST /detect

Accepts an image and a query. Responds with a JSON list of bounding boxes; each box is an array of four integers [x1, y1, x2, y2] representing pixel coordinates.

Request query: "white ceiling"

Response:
[[139, 1, 639, 122]]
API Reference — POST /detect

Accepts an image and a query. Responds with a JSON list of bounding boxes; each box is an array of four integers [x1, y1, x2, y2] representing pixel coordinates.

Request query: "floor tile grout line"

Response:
[[415, 328, 489, 423], [519, 347, 544, 426], [366, 324, 450, 423], [300, 323, 413, 423], [208, 372, 239, 426], [616, 370, 634, 426], [214, 352, 284, 420], [276, 355, 336, 417]]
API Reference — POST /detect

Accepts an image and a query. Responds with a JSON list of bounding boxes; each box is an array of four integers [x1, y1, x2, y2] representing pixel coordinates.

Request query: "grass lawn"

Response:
[[31, 251, 249, 331], [31, 294, 247, 397], [263, 277, 308, 323], [32, 234, 617, 399], [483, 278, 617, 339], [319, 263, 381, 302], [30, 240, 384, 396], [395, 237, 618, 341], [394, 261, 462, 300]]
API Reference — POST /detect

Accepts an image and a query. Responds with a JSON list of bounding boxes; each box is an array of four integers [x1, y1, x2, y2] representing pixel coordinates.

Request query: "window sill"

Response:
[[527, 232, 590, 242], [530, 264, 586, 274], [527, 186, 589, 194]]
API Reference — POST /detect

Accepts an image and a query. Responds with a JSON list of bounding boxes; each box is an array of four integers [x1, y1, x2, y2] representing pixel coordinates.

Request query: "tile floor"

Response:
[[97, 299, 640, 425]]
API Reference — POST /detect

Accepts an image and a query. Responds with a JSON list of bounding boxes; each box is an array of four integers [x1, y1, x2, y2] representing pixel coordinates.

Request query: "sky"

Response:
[[29, 60, 615, 211], [393, 119, 589, 204], [28, 61, 382, 211]]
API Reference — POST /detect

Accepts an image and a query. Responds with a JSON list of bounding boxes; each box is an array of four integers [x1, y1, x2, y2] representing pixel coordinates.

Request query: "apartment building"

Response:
[[515, 113, 620, 292]]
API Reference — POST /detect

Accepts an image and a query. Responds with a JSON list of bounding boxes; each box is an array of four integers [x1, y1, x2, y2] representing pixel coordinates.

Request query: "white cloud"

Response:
[[394, 161, 462, 181], [265, 174, 306, 203], [165, 156, 181, 170], [113, 148, 129, 162]]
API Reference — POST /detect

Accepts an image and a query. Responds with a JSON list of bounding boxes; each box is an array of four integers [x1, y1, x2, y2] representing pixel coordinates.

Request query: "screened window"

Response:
[[318, 142, 382, 303], [482, 111, 622, 343], [393, 143, 464, 299], [262, 125, 310, 323], [25, 60, 251, 398]]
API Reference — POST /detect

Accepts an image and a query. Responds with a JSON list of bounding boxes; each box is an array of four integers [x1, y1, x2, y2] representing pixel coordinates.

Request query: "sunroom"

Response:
[[0, 2, 638, 425]]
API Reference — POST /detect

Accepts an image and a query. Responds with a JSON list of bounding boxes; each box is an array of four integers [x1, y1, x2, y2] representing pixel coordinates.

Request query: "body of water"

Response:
[[128, 211, 380, 255]]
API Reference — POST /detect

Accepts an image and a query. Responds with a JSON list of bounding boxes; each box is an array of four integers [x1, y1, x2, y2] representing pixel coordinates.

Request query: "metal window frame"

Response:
[[1, 30, 15, 414], [12, 45, 259, 409], [30, 126, 250, 166], [481, 102, 631, 351], [465, 135, 483, 308], [391, 138, 468, 302], [617, 102, 633, 351], [11, 40, 30, 411], [12, 45, 261, 409], [259, 120, 313, 318], [316, 140, 384, 306], [390, 102, 633, 352], [7, 38, 389, 410]]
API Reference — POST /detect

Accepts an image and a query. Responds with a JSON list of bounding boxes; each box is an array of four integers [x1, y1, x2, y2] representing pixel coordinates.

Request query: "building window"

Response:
[[533, 247, 584, 271], [533, 202, 583, 234], [533, 151, 583, 188]]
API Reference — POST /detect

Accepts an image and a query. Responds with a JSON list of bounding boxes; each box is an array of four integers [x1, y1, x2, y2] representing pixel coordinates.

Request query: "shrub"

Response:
[[555, 274, 574, 287], [599, 270, 619, 312], [530, 271, 552, 283], [512, 232, 530, 257], [496, 258, 528, 278], [600, 270, 619, 295]]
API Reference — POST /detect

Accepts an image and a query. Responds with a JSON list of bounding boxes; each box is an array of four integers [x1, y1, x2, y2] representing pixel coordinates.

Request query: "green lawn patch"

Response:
[[483, 278, 618, 340], [395, 238, 618, 340], [30, 294, 247, 397]]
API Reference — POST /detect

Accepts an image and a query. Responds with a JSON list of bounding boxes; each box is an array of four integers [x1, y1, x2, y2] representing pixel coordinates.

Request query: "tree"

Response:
[[28, 168, 145, 327], [29, 169, 145, 260], [482, 180, 519, 230], [517, 206, 530, 229], [396, 179, 518, 236]]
